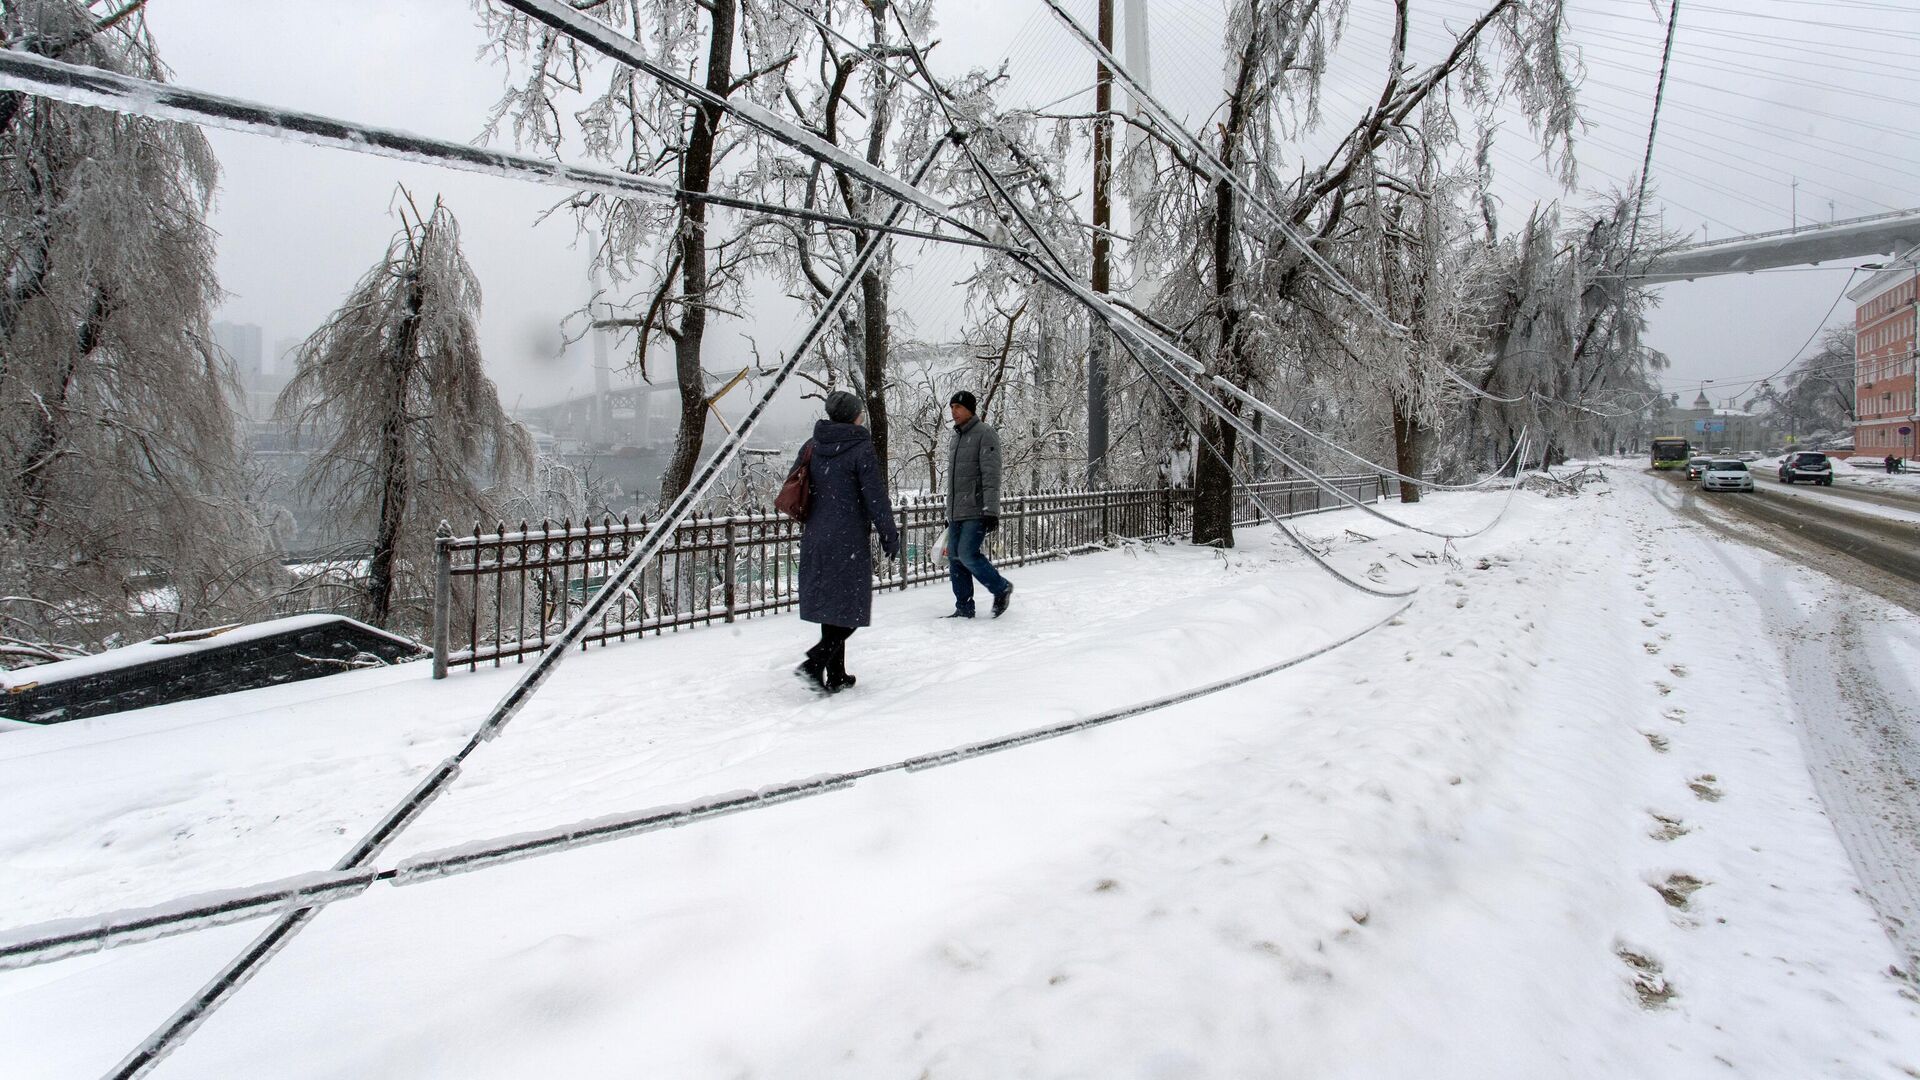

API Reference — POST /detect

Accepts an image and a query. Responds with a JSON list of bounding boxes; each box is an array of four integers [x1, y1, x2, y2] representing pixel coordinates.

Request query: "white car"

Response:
[[1701, 458, 1754, 492]]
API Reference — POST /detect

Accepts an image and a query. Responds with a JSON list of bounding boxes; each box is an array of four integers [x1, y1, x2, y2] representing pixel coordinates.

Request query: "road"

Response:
[[1753, 466, 1920, 518], [1647, 468, 1920, 981], [1665, 470, 1920, 608]]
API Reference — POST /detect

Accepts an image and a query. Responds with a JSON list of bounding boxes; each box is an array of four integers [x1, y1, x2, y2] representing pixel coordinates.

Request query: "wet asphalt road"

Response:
[[1654, 469, 1920, 614]]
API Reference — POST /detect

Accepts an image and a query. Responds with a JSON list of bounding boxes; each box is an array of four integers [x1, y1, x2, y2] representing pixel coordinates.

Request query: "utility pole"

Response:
[[589, 231, 612, 447], [1086, 0, 1114, 487], [1790, 176, 1799, 233], [1123, 0, 1155, 303]]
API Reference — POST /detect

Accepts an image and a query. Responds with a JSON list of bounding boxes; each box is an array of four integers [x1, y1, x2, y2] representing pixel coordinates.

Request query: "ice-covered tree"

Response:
[[276, 196, 533, 631], [1467, 192, 1675, 465], [479, 0, 799, 506], [0, 0, 271, 658], [1757, 325, 1855, 441], [1128, 0, 1578, 546], [753, 0, 957, 479]]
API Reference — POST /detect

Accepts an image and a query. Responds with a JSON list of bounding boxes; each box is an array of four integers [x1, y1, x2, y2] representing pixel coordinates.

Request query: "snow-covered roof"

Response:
[[0, 614, 413, 692]]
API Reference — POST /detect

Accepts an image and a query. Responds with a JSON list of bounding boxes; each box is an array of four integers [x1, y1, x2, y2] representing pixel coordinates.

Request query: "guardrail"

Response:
[[430, 475, 1398, 677]]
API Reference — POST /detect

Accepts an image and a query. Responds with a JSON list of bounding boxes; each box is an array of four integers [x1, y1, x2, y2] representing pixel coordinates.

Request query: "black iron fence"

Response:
[[431, 474, 1399, 677]]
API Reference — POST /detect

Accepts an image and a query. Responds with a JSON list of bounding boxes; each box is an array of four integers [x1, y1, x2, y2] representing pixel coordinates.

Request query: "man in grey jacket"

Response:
[[944, 390, 1013, 618]]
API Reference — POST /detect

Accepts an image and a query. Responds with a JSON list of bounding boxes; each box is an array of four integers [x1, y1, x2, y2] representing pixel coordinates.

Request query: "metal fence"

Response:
[[431, 474, 1399, 677]]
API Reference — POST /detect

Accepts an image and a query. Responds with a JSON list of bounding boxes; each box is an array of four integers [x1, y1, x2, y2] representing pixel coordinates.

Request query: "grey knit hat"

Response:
[[825, 390, 862, 424]]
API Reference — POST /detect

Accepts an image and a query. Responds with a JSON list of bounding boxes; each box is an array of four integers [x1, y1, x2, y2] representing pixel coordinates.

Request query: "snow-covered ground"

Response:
[[3, 476, 1918, 1079]]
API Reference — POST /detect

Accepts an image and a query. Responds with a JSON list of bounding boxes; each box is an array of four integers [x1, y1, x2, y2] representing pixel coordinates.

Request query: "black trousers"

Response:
[[813, 624, 856, 680]]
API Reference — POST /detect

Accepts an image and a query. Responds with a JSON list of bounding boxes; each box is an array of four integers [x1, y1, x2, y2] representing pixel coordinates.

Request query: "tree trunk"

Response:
[[1191, 167, 1243, 548], [654, 0, 737, 506], [17, 290, 108, 534], [1191, 412, 1239, 547], [367, 270, 423, 628], [861, 265, 889, 475], [1392, 398, 1423, 503]]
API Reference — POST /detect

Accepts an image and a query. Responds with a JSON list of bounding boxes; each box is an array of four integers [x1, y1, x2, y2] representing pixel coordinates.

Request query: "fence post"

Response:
[[723, 517, 738, 623], [432, 520, 452, 680], [898, 504, 911, 590]]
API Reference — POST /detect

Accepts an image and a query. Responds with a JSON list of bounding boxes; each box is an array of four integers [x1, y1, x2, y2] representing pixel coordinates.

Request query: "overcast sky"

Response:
[[145, 0, 1920, 416]]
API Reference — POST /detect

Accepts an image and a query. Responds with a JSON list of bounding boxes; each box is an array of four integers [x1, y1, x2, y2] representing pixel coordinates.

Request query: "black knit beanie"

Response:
[[949, 390, 977, 413], [825, 390, 862, 424]]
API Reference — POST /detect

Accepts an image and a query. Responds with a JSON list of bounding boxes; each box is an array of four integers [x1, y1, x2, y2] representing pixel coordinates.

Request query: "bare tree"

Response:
[[0, 0, 271, 658], [276, 195, 534, 631]]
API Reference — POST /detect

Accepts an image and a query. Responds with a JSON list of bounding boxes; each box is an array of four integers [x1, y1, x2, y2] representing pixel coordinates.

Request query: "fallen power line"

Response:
[[0, 598, 1411, 974]]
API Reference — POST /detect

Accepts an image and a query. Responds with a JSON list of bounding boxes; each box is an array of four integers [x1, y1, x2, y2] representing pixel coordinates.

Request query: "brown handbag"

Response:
[[775, 442, 814, 521]]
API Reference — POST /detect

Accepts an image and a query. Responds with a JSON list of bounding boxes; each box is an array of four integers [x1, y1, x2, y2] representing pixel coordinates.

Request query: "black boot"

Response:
[[824, 634, 855, 693], [796, 642, 829, 691]]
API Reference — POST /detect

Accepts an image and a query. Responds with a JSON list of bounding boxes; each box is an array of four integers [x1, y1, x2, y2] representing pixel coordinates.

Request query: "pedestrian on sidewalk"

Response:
[[942, 390, 1013, 619], [795, 391, 899, 693]]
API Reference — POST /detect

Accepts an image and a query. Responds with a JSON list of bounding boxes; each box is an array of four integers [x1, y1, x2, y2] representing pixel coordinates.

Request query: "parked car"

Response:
[[1702, 459, 1754, 492], [1686, 456, 1711, 480], [1778, 451, 1833, 485], [1738, 450, 1762, 461]]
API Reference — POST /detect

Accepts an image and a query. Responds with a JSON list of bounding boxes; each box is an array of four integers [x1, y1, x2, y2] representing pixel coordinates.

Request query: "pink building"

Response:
[[1849, 256, 1919, 461]]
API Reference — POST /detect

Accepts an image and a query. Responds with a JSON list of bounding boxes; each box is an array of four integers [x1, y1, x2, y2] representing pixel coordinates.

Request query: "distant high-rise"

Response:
[[213, 321, 264, 380], [272, 336, 303, 377]]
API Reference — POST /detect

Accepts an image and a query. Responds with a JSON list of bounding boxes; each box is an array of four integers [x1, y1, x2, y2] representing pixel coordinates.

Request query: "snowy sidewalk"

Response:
[[3, 481, 1917, 1079]]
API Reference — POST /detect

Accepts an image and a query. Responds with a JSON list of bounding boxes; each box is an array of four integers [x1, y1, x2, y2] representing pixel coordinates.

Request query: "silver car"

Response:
[[1701, 458, 1754, 492]]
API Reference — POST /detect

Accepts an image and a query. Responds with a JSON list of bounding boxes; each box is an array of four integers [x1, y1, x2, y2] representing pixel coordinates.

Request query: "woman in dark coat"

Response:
[[796, 391, 899, 692]]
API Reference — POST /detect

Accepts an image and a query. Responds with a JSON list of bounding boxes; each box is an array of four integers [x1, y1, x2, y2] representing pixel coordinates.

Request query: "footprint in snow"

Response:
[[1650, 872, 1707, 910], [1616, 945, 1676, 1008], [1654, 681, 1674, 696], [1663, 707, 1687, 723], [1648, 812, 1690, 841], [1643, 731, 1671, 753], [1688, 775, 1723, 801], [1641, 617, 1658, 627], [1669, 664, 1689, 678], [1643, 642, 1662, 655]]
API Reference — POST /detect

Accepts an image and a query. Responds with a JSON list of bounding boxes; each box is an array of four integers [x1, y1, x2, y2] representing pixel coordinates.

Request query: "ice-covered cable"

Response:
[[498, 0, 985, 242], [0, 49, 1005, 254], [1106, 298, 1531, 492], [1211, 378, 1532, 492], [0, 597, 1410, 972], [884, 45, 1425, 586], [1121, 329, 1420, 597], [1034, 0, 1408, 336], [873, 7, 1500, 549], [1444, 364, 1529, 404], [102, 134, 961, 1080]]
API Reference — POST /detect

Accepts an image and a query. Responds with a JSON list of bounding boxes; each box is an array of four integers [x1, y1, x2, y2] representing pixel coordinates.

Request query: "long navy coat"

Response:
[[797, 420, 899, 628]]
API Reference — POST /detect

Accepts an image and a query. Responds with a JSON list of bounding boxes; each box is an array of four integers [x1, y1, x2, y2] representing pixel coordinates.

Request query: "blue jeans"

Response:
[[947, 519, 1010, 616]]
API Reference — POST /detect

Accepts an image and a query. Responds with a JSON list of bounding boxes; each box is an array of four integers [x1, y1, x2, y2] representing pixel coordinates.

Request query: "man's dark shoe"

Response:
[[992, 584, 1014, 618], [825, 672, 858, 694], [943, 608, 975, 619]]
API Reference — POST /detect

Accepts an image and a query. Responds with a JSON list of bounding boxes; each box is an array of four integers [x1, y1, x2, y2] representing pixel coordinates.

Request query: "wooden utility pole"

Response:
[[1087, 0, 1114, 486]]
